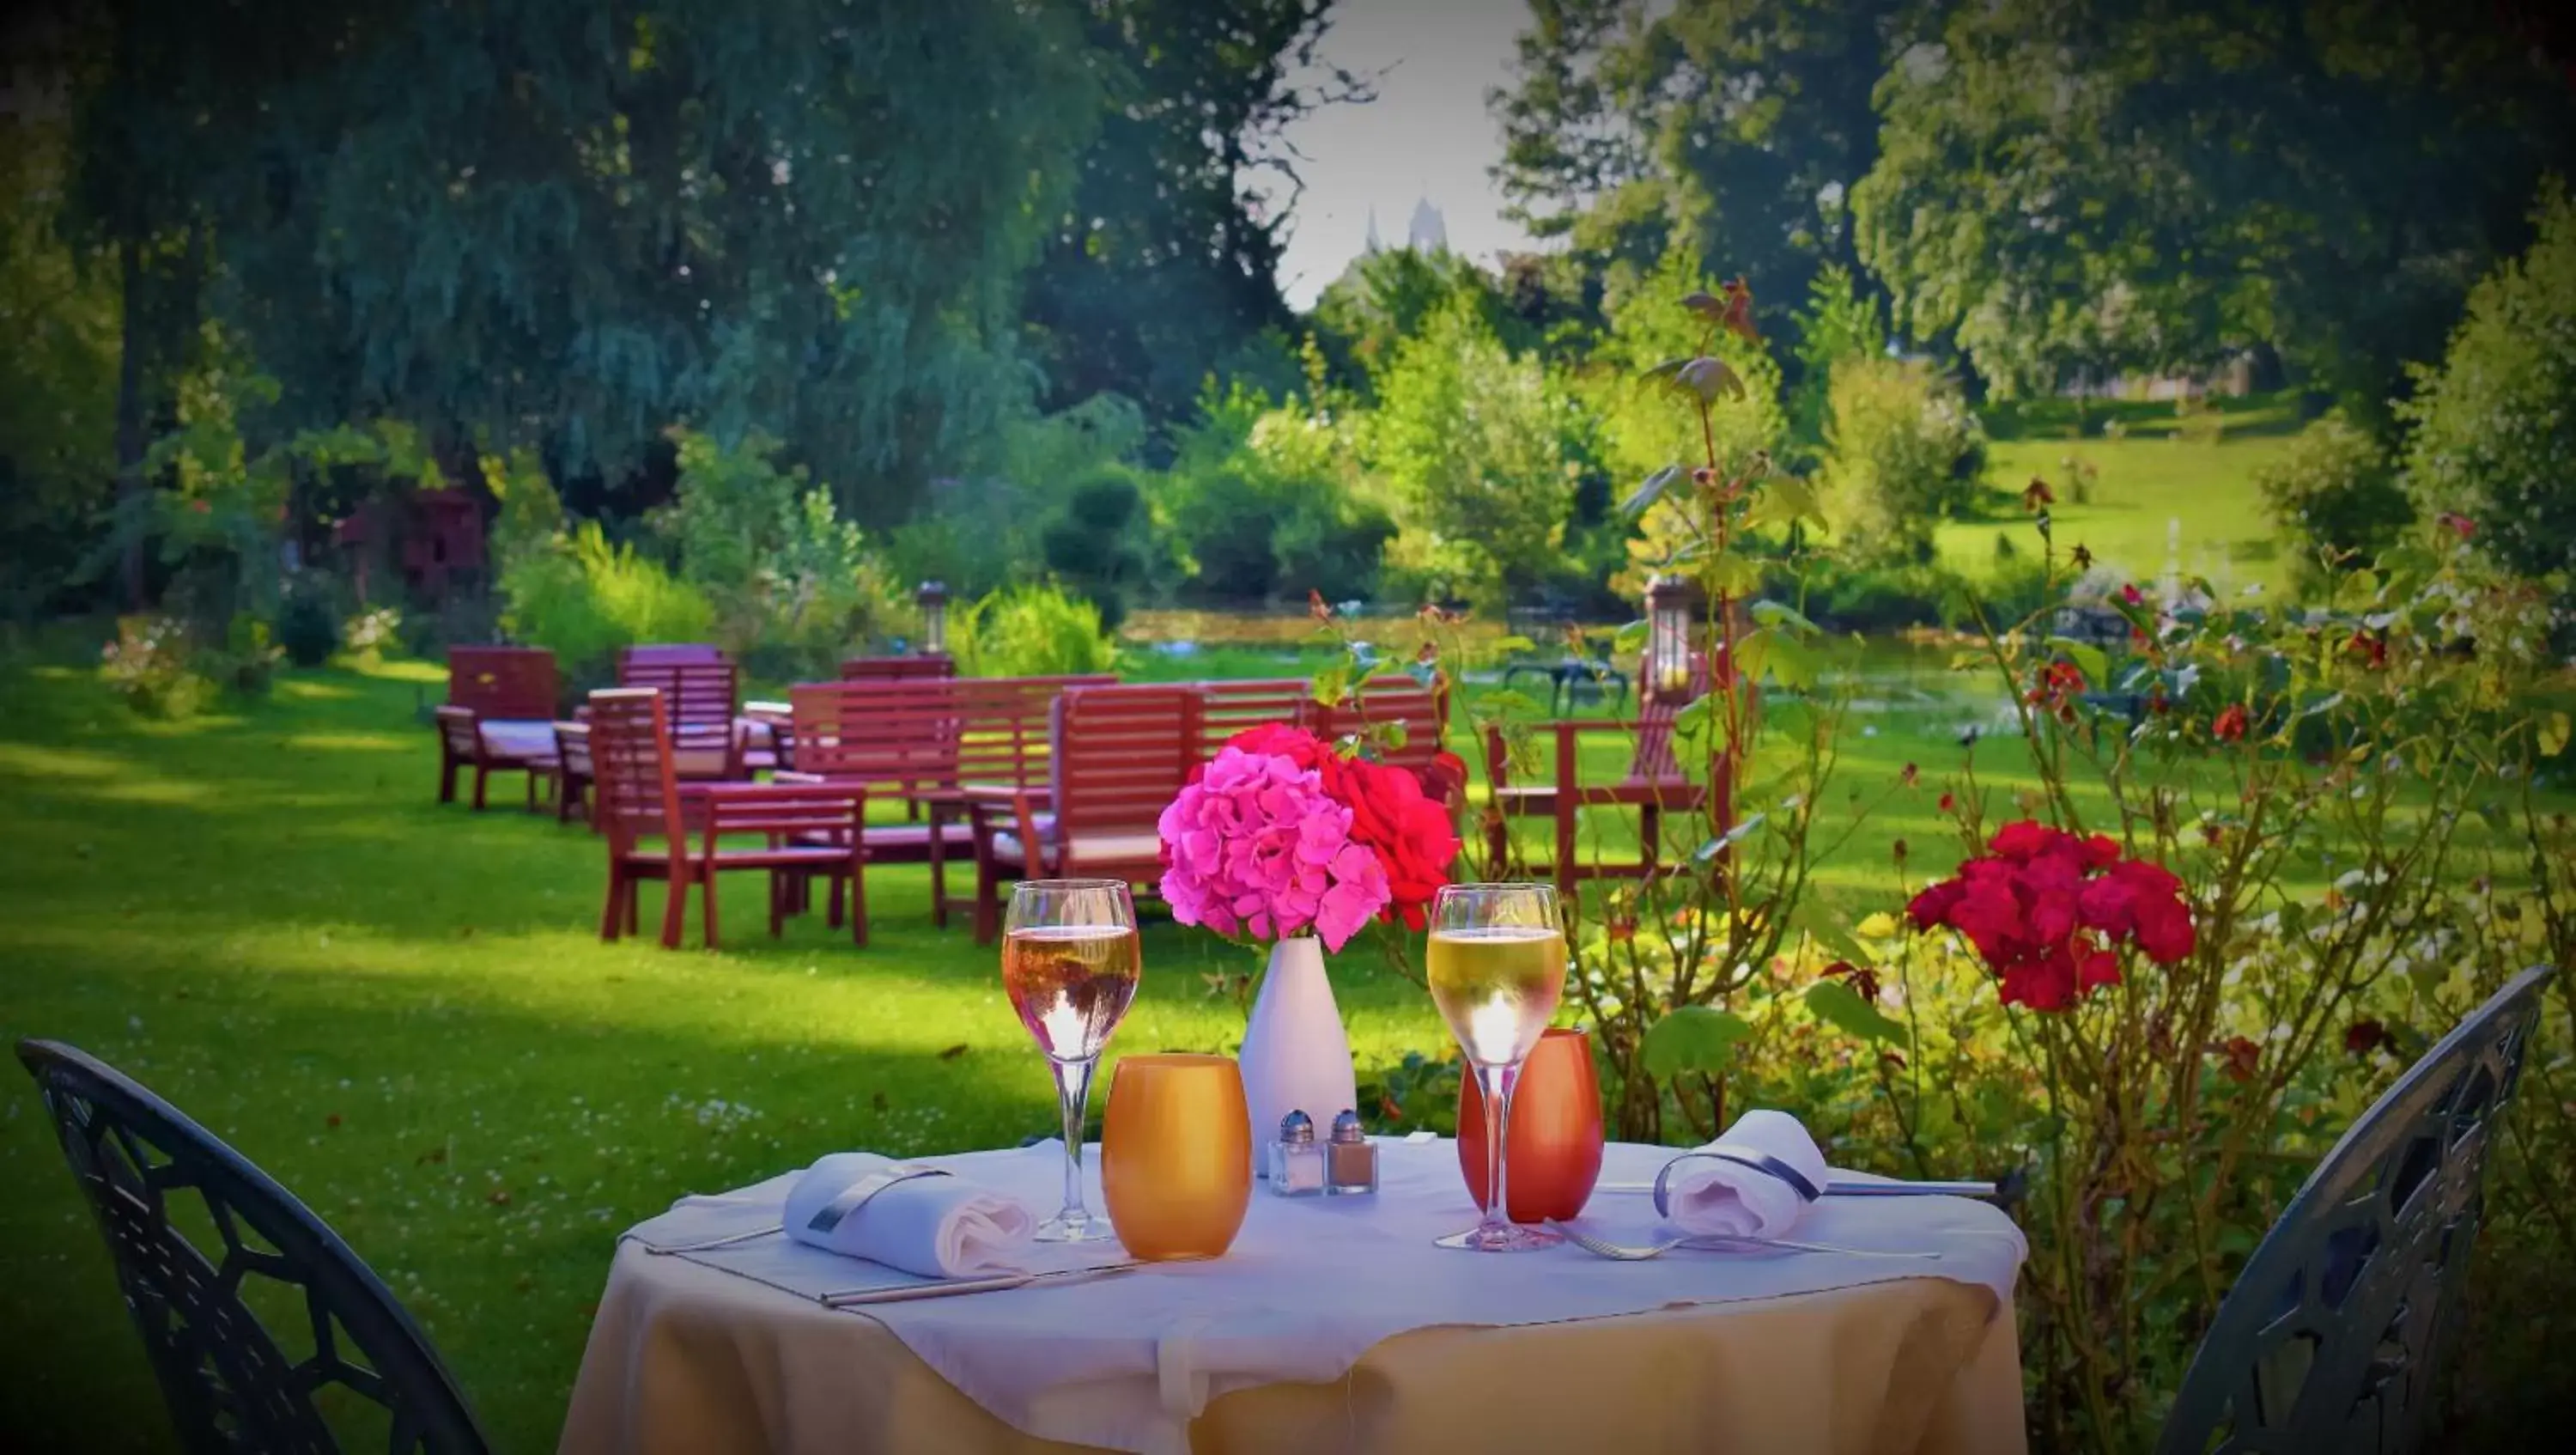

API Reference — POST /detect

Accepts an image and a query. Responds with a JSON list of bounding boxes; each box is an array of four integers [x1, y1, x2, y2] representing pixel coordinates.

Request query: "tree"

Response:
[[49, 0, 1106, 535], [1852, 0, 2576, 406], [1492, 0, 1916, 339], [1367, 300, 1577, 606], [1814, 356, 1984, 565], [1308, 247, 1528, 394], [2399, 182, 2576, 593], [1018, 0, 1353, 429]]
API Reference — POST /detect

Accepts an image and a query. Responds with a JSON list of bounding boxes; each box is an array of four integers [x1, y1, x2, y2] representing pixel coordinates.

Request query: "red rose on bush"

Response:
[[1905, 820, 2194, 1012], [2211, 704, 2249, 742]]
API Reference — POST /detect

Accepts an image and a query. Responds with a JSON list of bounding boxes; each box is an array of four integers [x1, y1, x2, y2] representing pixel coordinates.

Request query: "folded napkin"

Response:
[[1652, 1109, 1831, 1239], [782, 1153, 1035, 1278]]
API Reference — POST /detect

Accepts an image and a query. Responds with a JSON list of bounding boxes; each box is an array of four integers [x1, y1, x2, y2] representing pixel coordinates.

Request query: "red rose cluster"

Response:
[[1905, 820, 2195, 1011], [1207, 723, 1463, 930]]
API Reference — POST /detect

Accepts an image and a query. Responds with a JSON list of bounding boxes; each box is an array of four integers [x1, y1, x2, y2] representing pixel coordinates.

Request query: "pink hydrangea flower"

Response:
[[1157, 746, 1390, 951]]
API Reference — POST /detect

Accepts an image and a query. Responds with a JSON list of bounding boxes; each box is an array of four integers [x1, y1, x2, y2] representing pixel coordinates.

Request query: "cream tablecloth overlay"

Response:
[[561, 1144, 2026, 1455]]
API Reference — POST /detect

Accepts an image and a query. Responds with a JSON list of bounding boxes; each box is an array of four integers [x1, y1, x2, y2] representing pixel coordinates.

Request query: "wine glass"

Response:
[[1003, 880, 1142, 1243], [1427, 882, 1569, 1251]]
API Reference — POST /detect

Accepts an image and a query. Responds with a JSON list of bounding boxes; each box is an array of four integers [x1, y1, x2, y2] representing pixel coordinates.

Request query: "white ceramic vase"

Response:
[[1236, 936, 1358, 1175]]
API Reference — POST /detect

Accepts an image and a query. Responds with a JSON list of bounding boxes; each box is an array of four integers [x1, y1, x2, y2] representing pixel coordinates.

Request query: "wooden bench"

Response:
[[783, 674, 1119, 931], [435, 646, 561, 811], [971, 685, 1204, 943], [1194, 678, 1314, 759], [616, 653, 744, 780]]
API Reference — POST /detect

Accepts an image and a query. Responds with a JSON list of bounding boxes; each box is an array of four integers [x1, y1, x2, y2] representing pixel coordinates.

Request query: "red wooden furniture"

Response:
[[970, 685, 1204, 943], [1482, 652, 1732, 897], [1300, 675, 1461, 810], [586, 689, 867, 949], [552, 720, 593, 827], [615, 654, 744, 780], [1194, 678, 1313, 758], [620, 643, 728, 668], [784, 674, 1119, 928], [434, 646, 561, 810], [840, 654, 957, 681]]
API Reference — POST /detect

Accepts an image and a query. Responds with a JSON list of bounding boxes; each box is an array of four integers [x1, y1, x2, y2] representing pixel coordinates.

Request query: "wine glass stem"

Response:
[[1052, 1056, 1097, 1219], [1475, 1062, 1516, 1234]]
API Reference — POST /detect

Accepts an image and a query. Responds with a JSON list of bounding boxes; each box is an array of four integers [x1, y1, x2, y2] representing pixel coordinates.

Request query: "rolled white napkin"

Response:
[[1653, 1109, 1831, 1239], [782, 1153, 1035, 1277]]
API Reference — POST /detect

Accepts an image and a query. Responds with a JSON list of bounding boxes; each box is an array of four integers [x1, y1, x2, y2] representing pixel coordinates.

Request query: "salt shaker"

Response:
[[1326, 1109, 1377, 1196], [1267, 1110, 1325, 1196]]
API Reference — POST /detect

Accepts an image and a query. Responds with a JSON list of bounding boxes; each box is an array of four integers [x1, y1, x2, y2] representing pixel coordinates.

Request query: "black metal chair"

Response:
[[2158, 965, 2553, 1455], [17, 1039, 489, 1454]]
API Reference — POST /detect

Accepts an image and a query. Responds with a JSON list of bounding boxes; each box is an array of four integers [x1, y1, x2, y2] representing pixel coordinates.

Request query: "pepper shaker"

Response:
[[1326, 1109, 1377, 1196], [1267, 1110, 1325, 1196]]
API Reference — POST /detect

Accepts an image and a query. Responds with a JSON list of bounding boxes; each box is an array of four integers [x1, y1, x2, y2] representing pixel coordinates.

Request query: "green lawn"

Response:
[[1942, 391, 2310, 596]]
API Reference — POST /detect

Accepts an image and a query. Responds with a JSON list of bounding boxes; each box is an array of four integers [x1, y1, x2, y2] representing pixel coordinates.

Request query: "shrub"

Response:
[[498, 522, 716, 688], [1816, 357, 1984, 564], [951, 583, 1120, 679], [1157, 384, 1392, 605], [2399, 180, 2576, 600], [209, 613, 284, 695], [276, 583, 341, 667], [98, 617, 215, 719], [1039, 467, 1151, 630], [1369, 299, 1577, 607], [657, 430, 901, 675], [343, 607, 403, 664], [2255, 412, 2412, 586]]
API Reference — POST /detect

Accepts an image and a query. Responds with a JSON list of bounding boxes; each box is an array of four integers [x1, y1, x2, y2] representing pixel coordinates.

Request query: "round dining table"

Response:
[[558, 1138, 2028, 1455]]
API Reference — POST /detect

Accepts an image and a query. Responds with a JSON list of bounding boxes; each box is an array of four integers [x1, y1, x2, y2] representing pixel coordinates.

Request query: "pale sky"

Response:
[[1266, 0, 1543, 310]]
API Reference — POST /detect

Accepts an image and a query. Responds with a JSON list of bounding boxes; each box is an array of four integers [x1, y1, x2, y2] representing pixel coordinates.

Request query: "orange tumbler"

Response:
[[1458, 1027, 1604, 1222], [1102, 1054, 1254, 1260]]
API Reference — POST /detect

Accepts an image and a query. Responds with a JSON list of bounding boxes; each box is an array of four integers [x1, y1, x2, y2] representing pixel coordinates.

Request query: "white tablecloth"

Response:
[[567, 1139, 2026, 1454]]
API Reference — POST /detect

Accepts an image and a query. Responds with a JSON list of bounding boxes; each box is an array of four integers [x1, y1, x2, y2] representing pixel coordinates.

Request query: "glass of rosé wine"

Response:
[[1003, 880, 1142, 1242]]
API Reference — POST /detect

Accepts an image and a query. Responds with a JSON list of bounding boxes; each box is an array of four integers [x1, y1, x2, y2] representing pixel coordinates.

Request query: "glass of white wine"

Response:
[[1426, 882, 1569, 1251], [1003, 880, 1142, 1243]]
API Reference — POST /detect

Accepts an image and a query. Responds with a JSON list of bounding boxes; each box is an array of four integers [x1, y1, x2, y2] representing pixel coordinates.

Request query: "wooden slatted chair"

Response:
[[970, 685, 1203, 943], [1299, 674, 1464, 813], [1195, 678, 1315, 760], [619, 643, 728, 668], [615, 654, 744, 781], [784, 675, 1120, 929], [840, 654, 957, 681], [552, 720, 593, 827], [1482, 650, 1735, 896], [434, 646, 561, 811], [587, 689, 866, 949]]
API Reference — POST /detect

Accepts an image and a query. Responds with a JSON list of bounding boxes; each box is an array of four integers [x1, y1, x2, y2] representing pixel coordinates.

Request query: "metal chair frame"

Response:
[[17, 1038, 489, 1454], [2158, 965, 2553, 1455]]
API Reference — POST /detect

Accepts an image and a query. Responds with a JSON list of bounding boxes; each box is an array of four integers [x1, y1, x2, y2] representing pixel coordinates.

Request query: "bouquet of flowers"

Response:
[[1157, 723, 1461, 952]]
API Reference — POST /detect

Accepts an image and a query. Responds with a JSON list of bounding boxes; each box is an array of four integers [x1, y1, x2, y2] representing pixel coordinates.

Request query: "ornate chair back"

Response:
[[2157, 965, 2553, 1455], [17, 1038, 489, 1454]]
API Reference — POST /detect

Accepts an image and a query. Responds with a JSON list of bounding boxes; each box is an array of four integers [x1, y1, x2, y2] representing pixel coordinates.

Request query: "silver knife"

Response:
[[822, 1261, 1140, 1307], [1593, 1178, 1997, 1198]]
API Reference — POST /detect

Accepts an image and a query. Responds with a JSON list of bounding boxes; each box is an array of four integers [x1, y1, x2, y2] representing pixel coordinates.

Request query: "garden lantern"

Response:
[[1643, 575, 1704, 704], [915, 581, 950, 657]]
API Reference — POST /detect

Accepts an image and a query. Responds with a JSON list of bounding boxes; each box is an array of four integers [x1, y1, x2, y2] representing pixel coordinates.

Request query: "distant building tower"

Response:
[[1406, 197, 1449, 253], [1364, 206, 1383, 256]]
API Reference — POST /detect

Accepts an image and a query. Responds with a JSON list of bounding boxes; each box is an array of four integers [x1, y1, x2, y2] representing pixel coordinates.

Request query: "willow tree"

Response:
[[60, 0, 1102, 526]]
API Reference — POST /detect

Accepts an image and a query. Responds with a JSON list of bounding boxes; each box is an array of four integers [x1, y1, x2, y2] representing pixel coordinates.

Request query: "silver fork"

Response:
[[1546, 1221, 1940, 1262], [635, 1223, 783, 1255]]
